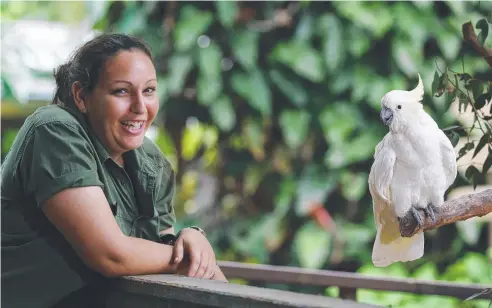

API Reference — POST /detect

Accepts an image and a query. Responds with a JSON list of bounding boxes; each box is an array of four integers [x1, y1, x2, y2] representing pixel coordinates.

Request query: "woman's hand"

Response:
[[172, 228, 217, 279]]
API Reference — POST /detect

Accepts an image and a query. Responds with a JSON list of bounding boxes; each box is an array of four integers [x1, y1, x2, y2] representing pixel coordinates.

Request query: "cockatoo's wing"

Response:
[[369, 134, 424, 267], [369, 135, 395, 218], [437, 129, 457, 188]]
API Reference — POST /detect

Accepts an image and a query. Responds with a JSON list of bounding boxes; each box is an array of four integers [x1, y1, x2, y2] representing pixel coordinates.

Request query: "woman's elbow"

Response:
[[80, 242, 130, 278]]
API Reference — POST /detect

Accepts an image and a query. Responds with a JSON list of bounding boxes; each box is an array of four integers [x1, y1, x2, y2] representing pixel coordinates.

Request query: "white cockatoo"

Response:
[[368, 74, 457, 267]]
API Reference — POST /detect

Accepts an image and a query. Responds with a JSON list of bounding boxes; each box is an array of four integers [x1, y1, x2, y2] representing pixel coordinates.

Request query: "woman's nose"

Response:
[[131, 94, 146, 114]]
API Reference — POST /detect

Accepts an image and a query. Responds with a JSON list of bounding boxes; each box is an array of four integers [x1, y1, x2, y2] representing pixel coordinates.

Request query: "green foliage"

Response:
[[356, 254, 491, 307], [430, 18, 492, 188], [97, 2, 492, 294]]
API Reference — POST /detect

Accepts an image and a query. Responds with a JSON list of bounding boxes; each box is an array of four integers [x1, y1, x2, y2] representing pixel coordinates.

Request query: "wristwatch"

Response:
[[188, 226, 206, 237], [159, 233, 177, 246], [160, 226, 206, 246]]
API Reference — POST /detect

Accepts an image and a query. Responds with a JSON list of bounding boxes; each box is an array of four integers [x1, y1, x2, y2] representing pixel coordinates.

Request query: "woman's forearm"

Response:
[[96, 235, 179, 277]]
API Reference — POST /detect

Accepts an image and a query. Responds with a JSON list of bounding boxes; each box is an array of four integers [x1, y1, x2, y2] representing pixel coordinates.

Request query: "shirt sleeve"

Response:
[[19, 121, 104, 208], [154, 159, 176, 232]]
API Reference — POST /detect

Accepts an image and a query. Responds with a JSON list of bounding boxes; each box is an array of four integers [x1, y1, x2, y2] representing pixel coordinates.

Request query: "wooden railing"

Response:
[[104, 261, 491, 307], [218, 261, 492, 301], [106, 274, 379, 308]]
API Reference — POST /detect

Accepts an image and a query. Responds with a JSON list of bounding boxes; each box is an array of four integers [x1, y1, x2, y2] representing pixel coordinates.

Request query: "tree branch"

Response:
[[400, 189, 492, 237], [462, 21, 492, 67]]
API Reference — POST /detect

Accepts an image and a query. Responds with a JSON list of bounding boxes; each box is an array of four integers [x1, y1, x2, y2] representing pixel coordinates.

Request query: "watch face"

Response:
[[160, 233, 177, 245]]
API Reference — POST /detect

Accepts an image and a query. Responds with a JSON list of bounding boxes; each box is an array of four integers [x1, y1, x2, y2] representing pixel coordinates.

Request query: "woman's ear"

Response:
[[71, 82, 87, 113]]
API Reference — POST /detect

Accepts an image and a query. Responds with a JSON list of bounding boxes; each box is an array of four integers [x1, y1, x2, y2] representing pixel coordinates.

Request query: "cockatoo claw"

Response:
[[424, 203, 437, 222], [398, 206, 423, 235], [410, 206, 423, 227]]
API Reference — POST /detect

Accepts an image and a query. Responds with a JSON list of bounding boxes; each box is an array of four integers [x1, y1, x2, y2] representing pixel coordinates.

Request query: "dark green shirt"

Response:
[[1, 105, 176, 308]]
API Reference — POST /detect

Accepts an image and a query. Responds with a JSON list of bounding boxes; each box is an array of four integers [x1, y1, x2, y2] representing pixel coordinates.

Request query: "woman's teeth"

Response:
[[122, 121, 144, 129]]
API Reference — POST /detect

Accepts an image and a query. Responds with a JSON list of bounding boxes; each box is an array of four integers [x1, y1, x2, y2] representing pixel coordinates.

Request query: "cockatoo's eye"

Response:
[[397, 105, 402, 110]]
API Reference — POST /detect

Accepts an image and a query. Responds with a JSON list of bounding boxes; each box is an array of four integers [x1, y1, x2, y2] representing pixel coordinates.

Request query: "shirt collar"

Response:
[[62, 105, 112, 163]]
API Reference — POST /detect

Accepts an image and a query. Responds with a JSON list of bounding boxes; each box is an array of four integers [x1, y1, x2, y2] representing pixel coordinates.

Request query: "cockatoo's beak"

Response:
[[380, 107, 393, 126]]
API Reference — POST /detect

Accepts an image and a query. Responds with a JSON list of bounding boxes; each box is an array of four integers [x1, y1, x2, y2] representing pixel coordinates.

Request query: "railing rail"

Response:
[[107, 274, 379, 308], [218, 261, 492, 301]]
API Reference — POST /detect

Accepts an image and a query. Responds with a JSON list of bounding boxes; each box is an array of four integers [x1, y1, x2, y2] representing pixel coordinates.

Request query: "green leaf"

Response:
[[157, 78, 169, 105], [1, 128, 19, 155], [473, 134, 489, 158], [412, 263, 438, 281], [467, 79, 484, 102], [432, 71, 441, 96], [215, 1, 237, 28], [448, 131, 460, 147], [458, 141, 474, 160], [174, 5, 213, 51], [242, 117, 265, 158], [445, 87, 457, 110], [295, 13, 314, 42], [456, 219, 484, 245], [279, 110, 311, 150], [458, 93, 470, 112], [231, 72, 250, 100], [483, 148, 492, 174], [243, 165, 268, 197], [197, 74, 222, 106], [232, 31, 259, 70], [319, 14, 344, 72], [274, 176, 296, 217], [296, 165, 338, 216], [293, 221, 331, 269], [340, 172, 368, 202], [210, 95, 236, 132], [181, 121, 204, 160], [249, 70, 272, 116], [334, 2, 392, 38], [465, 165, 480, 189], [113, 2, 146, 34], [269, 70, 308, 107], [231, 70, 272, 116], [393, 36, 419, 76], [329, 71, 352, 95], [475, 92, 491, 110], [462, 253, 490, 283], [319, 104, 359, 145], [476, 18, 489, 46], [346, 26, 370, 57], [167, 55, 193, 94], [293, 49, 325, 82], [199, 42, 222, 77], [436, 30, 461, 61], [324, 129, 381, 168], [270, 41, 325, 82], [341, 221, 375, 259]]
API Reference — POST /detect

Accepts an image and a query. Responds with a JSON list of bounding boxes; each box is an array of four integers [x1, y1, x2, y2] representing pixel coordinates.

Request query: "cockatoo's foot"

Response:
[[423, 203, 438, 222], [398, 205, 423, 231], [409, 206, 423, 227]]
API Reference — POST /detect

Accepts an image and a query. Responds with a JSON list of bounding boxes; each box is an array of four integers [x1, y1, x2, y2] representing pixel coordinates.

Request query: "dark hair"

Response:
[[52, 33, 154, 106]]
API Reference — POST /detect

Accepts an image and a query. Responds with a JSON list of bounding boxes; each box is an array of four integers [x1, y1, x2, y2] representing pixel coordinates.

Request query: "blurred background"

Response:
[[1, 1, 491, 307]]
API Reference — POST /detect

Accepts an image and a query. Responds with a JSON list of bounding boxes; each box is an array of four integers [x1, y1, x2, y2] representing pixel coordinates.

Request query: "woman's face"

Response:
[[83, 50, 159, 162]]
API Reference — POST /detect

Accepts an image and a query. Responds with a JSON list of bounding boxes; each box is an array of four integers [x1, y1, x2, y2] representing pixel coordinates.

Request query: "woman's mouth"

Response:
[[121, 120, 145, 133]]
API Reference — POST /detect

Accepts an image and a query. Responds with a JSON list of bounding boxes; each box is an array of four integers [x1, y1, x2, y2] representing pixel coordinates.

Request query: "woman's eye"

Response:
[[144, 87, 156, 94], [112, 88, 128, 95]]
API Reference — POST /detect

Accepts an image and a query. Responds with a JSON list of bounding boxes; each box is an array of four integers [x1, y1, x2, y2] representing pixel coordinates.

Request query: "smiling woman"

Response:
[[1, 33, 227, 308]]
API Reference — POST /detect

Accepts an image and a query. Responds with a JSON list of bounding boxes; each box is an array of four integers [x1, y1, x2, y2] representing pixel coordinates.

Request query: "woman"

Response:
[[1, 33, 227, 308]]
